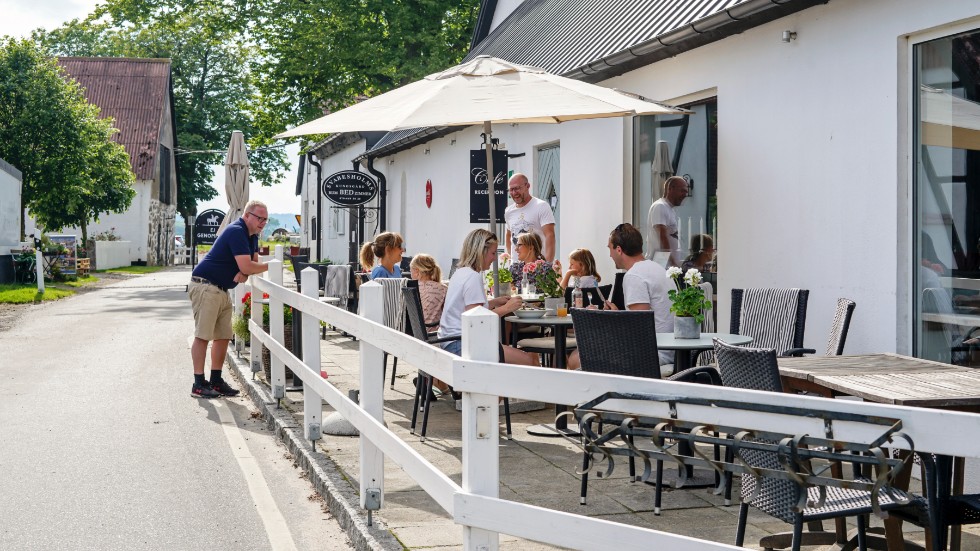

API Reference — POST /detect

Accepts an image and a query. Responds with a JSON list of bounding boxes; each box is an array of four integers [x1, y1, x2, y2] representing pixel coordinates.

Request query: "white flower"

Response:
[[666, 266, 683, 279], [684, 268, 702, 286]]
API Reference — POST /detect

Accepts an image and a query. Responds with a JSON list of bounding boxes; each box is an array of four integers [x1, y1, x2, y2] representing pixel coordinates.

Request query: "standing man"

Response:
[[504, 172, 556, 262], [188, 200, 270, 398], [646, 175, 689, 266]]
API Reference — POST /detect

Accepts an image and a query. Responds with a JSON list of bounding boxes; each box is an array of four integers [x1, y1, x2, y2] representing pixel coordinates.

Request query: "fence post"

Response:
[[358, 281, 385, 516], [300, 267, 322, 444], [461, 306, 500, 551], [249, 275, 262, 377], [268, 260, 285, 400], [35, 250, 44, 293], [232, 284, 245, 354], [274, 244, 284, 262]]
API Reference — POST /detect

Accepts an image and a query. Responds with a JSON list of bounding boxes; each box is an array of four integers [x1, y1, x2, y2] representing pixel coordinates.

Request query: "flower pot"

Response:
[[262, 322, 294, 380], [544, 297, 564, 316], [495, 282, 512, 296], [673, 316, 700, 339], [289, 246, 300, 256]]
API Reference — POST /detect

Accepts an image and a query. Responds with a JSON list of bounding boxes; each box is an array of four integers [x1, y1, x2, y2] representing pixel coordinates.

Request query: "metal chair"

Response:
[[913, 454, 980, 551], [571, 308, 721, 513], [730, 288, 809, 357], [713, 339, 919, 551], [402, 286, 512, 441]]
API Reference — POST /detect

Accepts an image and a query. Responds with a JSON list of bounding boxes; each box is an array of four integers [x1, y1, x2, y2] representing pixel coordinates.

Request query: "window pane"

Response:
[[913, 29, 980, 365]]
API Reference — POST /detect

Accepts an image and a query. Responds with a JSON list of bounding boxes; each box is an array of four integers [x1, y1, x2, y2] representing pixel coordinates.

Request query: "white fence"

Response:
[[240, 254, 980, 551], [92, 240, 132, 270]]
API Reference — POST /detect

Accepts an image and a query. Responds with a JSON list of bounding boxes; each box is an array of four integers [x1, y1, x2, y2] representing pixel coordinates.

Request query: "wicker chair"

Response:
[[713, 339, 919, 551], [571, 309, 721, 513], [730, 288, 809, 357], [913, 453, 980, 551], [784, 298, 856, 357], [402, 286, 512, 441]]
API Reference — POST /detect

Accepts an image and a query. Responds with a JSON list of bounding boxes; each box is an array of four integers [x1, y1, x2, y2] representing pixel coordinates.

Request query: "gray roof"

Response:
[[0, 157, 22, 181], [358, 0, 826, 159]]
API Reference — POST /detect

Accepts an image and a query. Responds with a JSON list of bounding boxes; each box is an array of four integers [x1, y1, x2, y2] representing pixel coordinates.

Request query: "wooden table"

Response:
[[778, 353, 980, 550]]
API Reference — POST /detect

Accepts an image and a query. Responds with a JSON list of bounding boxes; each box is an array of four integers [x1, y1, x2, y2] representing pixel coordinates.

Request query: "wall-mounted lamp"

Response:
[[781, 30, 797, 43], [450, 138, 456, 146], [424, 147, 430, 155], [388, 158, 395, 164]]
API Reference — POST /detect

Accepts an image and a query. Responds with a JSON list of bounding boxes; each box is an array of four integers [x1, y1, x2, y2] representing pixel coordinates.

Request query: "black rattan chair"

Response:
[[713, 339, 920, 551], [572, 308, 721, 513], [784, 298, 856, 357], [402, 286, 512, 441], [730, 288, 809, 357]]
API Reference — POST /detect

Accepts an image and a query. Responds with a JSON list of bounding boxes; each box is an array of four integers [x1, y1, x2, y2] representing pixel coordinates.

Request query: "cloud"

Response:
[[0, 0, 100, 39]]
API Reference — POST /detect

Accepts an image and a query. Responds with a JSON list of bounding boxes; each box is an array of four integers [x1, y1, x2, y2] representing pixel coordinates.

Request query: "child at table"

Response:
[[559, 248, 601, 291]]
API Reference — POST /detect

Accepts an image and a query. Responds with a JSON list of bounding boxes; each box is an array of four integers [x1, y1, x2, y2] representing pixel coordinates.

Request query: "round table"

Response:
[[655, 332, 753, 373], [505, 314, 577, 437]]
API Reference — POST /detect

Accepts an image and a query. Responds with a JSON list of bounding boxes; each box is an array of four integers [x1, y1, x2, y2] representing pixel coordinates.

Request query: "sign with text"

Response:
[[194, 209, 225, 246], [322, 170, 378, 206], [469, 149, 508, 223]]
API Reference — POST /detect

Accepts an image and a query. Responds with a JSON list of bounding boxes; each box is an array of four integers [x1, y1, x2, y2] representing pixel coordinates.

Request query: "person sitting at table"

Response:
[[559, 248, 601, 290], [567, 223, 674, 370], [681, 234, 715, 273], [512, 232, 562, 292], [409, 253, 452, 394], [359, 231, 404, 279], [438, 229, 535, 367]]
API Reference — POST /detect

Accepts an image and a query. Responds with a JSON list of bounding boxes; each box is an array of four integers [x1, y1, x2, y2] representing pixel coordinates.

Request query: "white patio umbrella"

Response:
[[651, 139, 674, 198], [216, 130, 250, 236], [275, 55, 689, 293]]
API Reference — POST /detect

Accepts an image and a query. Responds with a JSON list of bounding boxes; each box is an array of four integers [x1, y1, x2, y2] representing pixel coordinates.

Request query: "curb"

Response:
[[225, 351, 403, 551]]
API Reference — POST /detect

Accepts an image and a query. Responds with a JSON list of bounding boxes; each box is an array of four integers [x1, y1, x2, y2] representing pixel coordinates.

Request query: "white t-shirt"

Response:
[[646, 197, 678, 262], [622, 259, 675, 366], [505, 197, 556, 251], [437, 267, 488, 339]]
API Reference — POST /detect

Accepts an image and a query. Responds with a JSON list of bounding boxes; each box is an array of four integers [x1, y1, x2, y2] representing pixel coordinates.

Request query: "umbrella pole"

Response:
[[484, 121, 500, 298]]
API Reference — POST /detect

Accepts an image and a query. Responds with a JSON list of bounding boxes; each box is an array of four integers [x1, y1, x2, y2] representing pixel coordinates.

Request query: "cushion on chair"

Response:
[[738, 288, 801, 354], [517, 337, 577, 352]]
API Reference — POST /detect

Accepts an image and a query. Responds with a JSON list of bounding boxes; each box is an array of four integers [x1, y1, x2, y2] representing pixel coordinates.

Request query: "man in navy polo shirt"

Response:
[[188, 200, 270, 398]]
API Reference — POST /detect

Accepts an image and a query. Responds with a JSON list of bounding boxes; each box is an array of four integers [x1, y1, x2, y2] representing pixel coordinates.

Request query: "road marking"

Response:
[[214, 400, 299, 551]]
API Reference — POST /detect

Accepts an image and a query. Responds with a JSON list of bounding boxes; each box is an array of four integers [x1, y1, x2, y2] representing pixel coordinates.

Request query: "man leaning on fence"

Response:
[[188, 200, 270, 398]]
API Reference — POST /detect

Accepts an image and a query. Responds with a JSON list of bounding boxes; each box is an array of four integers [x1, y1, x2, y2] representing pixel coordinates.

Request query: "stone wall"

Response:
[[147, 199, 176, 266]]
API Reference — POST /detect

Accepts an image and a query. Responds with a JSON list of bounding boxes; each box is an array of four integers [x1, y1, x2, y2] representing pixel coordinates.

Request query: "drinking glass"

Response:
[[556, 303, 568, 317]]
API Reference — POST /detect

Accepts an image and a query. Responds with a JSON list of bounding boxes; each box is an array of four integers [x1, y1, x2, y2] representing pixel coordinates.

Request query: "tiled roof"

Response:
[[57, 57, 172, 181]]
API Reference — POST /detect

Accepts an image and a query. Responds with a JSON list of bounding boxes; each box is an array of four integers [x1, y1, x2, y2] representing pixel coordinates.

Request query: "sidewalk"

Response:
[[226, 317, 969, 551]]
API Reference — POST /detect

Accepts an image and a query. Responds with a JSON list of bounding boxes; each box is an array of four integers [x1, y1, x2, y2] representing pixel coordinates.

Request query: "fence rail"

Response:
[[240, 249, 980, 551]]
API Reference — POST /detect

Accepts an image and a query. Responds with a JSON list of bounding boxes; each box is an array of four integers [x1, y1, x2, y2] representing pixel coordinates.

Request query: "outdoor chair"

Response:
[[448, 258, 460, 279], [289, 254, 309, 288], [610, 272, 626, 310], [784, 298, 856, 357], [694, 281, 717, 366], [730, 288, 809, 357], [517, 285, 614, 366], [402, 286, 512, 441], [712, 339, 921, 551], [908, 454, 980, 551], [378, 278, 409, 388], [571, 308, 722, 513]]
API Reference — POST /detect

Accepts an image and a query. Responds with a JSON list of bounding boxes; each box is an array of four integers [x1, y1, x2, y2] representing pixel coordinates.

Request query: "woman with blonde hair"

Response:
[[359, 231, 404, 279], [437, 229, 535, 366], [559, 248, 602, 290], [409, 254, 446, 329]]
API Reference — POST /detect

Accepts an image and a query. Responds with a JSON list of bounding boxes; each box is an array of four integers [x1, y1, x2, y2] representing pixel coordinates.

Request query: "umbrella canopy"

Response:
[[275, 55, 689, 295], [216, 131, 250, 236], [651, 139, 674, 198], [920, 85, 980, 152], [276, 56, 686, 138]]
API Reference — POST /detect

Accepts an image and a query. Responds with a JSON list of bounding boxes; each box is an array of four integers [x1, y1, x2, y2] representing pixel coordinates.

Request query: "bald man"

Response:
[[504, 173, 556, 262], [646, 176, 689, 267]]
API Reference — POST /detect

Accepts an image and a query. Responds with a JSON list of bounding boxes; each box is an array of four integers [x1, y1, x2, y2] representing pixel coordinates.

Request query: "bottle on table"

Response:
[[572, 276, 583, 309]]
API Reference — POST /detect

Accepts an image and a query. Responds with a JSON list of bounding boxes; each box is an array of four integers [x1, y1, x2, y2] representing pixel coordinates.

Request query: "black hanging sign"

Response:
[[194, 209, 225, 246], [322, 170, 378, 206], [469, 149, 508, 223]]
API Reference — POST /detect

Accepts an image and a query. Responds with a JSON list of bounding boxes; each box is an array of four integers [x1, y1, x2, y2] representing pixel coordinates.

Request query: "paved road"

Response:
[[0, 267, 351, 550]]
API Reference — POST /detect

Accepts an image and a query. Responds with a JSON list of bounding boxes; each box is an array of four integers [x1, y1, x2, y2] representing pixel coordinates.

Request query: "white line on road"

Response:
[[214, 400, 299, 551]]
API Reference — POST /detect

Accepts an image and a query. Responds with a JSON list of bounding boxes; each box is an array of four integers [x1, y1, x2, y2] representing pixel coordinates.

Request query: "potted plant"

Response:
[[485, 253, 514, 295], [666, 267, 712, 339], [522, 259, 562, 298], [241, 292, 295, 379]]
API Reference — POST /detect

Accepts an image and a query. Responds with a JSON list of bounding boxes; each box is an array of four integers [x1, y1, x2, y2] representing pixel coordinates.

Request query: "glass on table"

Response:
[[556, 303, 568, 317]]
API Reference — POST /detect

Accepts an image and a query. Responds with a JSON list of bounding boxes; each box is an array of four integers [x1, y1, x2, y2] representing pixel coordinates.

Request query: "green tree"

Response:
[[36, 1, 288, 241], [0, 38, 134, 240]]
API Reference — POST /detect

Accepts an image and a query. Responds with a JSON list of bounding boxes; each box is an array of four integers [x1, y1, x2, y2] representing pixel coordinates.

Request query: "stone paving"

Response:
[[237, 322, 980, 551]]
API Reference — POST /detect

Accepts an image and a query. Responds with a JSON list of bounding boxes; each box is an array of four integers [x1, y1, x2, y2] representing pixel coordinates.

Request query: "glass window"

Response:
[[633, 99, 718, 288], [913, 28, 980, 365]]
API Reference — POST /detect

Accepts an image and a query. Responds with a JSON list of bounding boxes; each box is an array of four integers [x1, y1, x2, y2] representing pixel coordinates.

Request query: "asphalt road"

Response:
[[0, 267, 351, 550]]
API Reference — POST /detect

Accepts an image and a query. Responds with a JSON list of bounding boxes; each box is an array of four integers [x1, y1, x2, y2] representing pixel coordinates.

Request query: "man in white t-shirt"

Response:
[[646, 175, 689, 266], [504, 173, 556, 262], [566, 223, 674, 370]]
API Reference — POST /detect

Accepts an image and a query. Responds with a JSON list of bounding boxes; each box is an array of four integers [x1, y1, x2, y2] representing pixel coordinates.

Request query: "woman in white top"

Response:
[[437, 229, 535, 366]]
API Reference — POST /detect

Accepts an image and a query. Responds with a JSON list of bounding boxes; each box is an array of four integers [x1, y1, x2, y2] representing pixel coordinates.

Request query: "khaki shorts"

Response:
[[189, 281, 233, 341]]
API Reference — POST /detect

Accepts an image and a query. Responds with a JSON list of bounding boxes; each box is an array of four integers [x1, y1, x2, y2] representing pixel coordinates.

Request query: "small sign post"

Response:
[[469, 149, 508, 223], [192, 209, 225, 268]]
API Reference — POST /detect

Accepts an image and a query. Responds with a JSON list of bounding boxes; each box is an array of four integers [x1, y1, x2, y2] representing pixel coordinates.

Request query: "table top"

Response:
[[777, 353, 980, 408], [504, 314, 573, 326], [655, 332, 752, 350]]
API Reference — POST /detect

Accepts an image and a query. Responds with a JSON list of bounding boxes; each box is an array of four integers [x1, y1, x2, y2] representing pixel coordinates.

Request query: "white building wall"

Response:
[[0, 162, 21, 256], [601, 0, 980, 355], [307, 139, 369, 264]]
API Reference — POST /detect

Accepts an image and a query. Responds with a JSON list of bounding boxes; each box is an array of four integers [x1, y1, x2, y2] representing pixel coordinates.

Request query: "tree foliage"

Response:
[[0, 38, 134, 240]]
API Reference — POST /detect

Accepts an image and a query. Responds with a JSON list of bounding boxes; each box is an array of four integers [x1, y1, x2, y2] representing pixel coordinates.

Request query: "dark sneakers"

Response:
[[192, 381, 221, 398], [210, 378, 240, 397]]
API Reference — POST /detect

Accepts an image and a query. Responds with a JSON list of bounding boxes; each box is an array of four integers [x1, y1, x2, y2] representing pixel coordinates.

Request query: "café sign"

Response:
[[322, 170, 378, 207], [469, 149, 508, 223], [193, 209, 225, 246]]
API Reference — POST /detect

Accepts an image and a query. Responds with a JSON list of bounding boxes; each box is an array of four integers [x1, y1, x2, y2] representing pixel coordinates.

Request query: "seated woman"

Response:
[[360, 232, 404, 279], [511, 232, 547, 290], [437, 229, 536, 367], [681, 234, 714, 273], [559, 248, 601, 290], [409, 254, 446, 331]]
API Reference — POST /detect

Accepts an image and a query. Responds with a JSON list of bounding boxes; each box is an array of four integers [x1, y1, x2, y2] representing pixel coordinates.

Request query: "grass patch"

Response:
[[101, 265, 165, 274], [0, 284, 74, 304], [61, 275, 99, 287]]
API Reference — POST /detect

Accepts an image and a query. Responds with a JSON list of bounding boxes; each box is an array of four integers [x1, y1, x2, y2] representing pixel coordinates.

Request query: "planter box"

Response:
[[91, 241, 132, 270]]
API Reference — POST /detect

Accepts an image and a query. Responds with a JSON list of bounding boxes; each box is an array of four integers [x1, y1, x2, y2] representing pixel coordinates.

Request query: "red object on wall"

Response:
[[425, 179, 432, 208]]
